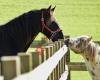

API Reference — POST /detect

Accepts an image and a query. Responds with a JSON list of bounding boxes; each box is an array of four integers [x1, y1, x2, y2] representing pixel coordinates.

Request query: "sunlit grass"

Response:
[[71, 71, 91, 80]]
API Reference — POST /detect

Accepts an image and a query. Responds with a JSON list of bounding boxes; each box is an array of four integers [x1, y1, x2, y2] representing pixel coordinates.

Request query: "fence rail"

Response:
[[0, 39, 69, 80], [68, 62, 86, 71], [13, 45, 68, 80]]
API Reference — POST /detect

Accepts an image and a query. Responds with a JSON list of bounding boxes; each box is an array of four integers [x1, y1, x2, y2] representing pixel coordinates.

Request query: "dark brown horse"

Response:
[[0, 5, 64, 57]]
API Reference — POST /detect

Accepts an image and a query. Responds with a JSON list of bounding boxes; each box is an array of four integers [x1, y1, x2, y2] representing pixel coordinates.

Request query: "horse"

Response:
[[65, 35, 100, 80], [0, 5, 64, 57]]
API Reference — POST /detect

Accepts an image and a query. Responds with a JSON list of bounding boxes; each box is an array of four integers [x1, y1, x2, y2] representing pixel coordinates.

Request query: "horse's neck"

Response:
[[20, 13, 40, 51], [5, 11, 40, 52], [82, 42, 100, 79], [83, 41, 100, 65], [84, 42, 96, 55]]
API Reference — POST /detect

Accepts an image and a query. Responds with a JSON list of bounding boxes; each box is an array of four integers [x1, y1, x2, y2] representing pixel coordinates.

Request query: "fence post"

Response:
[[49, 45, 55, 80], [30, 52, 42, 69], [44, 46, 52, 80], [49, 44, 56, 80], [58, 39, 65, 74], [57, 40, 63, 77], [54, 41, 60, 80], [44, 46, 51, 60], [30, 45, 47, 69], [18, 53, 33, 74], [52, 43, 57, 80], [1, 56, 21, 80], [57, 40, 62, 78], [64, 36, 70, 80], [0, 62, 4, 80], [0, 62, 1, 75], [66, 46, 70, 80]]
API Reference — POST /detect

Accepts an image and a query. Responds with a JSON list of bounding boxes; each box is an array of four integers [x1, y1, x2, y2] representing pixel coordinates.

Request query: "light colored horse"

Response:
[[65, 35, 100, 80]]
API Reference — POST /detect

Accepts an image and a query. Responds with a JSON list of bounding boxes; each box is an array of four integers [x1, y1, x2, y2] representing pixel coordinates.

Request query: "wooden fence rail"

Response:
[[0, 39, 69, 80], [13, 45, 68, 80]]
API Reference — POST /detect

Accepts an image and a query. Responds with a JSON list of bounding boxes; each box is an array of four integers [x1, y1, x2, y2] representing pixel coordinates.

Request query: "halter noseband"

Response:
[[41, 12, 62, 39]]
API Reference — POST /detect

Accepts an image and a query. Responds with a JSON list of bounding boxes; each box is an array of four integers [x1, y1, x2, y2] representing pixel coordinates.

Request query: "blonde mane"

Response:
[[82, 41, 100, 65]]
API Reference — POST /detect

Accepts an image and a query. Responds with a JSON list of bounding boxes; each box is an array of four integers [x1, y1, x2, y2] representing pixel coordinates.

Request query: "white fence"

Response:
[[13, 45, 68, 80], [0, 40, 69, 80]]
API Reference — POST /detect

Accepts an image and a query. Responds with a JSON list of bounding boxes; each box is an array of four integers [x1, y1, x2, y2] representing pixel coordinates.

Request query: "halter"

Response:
[[41, 12, 62, 40]]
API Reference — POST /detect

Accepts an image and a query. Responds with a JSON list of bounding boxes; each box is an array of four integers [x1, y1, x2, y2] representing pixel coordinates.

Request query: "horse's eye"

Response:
[[76, 40, 79, 43], [80, 39, 84, 42]]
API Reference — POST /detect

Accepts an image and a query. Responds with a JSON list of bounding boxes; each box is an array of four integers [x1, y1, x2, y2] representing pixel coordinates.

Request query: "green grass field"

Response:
[[0, 0, 100, 80]]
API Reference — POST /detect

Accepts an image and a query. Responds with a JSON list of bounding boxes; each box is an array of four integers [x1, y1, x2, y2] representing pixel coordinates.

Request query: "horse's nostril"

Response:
[[69, 41, 71, 44], [69, 41, 72, 45], [64, 39, 69, 45]]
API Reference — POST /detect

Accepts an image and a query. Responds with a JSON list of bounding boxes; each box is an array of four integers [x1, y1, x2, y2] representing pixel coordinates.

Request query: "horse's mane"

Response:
[[0, 9, 41, 26], [83, 41, 100, 64], [0, 9, 42, 54], [0, 9, 42, 35]]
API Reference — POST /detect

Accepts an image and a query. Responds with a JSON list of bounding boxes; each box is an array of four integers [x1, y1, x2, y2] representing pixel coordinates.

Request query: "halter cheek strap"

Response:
[[41, 13, 45, 32], [41, 12, 62, 39]]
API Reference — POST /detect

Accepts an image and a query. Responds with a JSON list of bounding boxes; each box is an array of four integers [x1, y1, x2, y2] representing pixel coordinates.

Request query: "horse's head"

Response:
[[65, 36, 92, 54], [40, 5, 64, 42]]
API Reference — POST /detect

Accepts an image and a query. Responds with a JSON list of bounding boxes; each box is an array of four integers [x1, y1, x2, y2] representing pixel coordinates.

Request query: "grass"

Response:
[[0, 0, 100, 80], [70, 51, 92, 80]]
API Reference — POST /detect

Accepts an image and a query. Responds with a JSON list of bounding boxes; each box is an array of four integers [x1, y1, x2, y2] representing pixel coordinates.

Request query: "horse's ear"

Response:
[[51, 6, 56, 12], [47, 5, 52, 11], [87, 36, 92, 42]]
